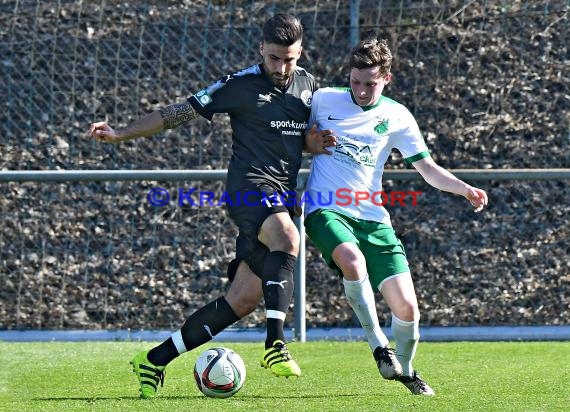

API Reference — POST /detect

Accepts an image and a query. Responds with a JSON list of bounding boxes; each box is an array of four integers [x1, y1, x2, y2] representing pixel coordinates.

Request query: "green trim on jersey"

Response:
[[378, 95, 398, 105], [348, 92, 403, 112], [329, 88, 401, 112], [349, 90, 381, 111], [404, 150, 430, 164]]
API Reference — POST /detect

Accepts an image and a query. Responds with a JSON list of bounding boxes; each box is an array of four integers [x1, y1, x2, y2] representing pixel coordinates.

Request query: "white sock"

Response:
[[391, 313, 420, 376], [343, 275, 390, 350], [171, 330, 187, 355]]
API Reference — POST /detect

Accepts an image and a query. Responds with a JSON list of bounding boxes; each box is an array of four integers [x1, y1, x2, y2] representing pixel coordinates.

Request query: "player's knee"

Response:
[[395, 301, 420, 322], [336, 254, 366, 281], [260, 225, 299, 254], [340, 262, 363, 281], [226, 262, 263, 317], [226, 289, 259, 317], [229, 298, 258, 318], [332, 243, 366, 281], [280, 229, 299, 255]]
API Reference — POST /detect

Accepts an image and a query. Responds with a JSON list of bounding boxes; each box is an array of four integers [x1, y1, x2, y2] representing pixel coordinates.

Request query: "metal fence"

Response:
[[2, 168, 569, 340]]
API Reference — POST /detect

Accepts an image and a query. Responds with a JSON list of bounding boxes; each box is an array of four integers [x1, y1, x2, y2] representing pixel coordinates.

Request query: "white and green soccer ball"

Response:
[[193, 347, 246, 398]]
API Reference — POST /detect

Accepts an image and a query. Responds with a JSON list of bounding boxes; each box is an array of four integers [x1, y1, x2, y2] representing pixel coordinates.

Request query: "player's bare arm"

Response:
[[89, 100, 200, 144], [89, 110, 162, 143], [413, 156, 488, 212], [159, 100, 200, 129]]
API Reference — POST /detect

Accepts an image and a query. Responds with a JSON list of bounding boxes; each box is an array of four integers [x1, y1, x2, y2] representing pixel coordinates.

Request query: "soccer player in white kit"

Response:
[[304, 38, 488, 395]]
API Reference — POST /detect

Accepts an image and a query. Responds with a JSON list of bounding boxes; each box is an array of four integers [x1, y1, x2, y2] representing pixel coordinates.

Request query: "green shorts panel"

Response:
[[305, 209, 409, 288]]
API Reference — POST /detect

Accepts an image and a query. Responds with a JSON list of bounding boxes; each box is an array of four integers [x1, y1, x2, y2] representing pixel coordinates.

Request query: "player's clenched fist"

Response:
[[465, 186, 488, 213], [89, 121, 122, 143]]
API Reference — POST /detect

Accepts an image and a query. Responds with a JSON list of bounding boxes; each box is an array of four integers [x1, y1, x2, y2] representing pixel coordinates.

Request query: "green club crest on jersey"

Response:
[[374, 118, 389, 135]]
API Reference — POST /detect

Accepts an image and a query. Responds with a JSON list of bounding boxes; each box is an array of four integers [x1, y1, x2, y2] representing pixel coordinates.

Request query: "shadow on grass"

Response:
[[33, 395, 197, 401], [33, 393, 371, 401]]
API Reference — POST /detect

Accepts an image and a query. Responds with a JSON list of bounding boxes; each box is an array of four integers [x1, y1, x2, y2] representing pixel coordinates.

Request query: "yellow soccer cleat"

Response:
[[260, 340, 301, 377], [130, 350, 166, 399]]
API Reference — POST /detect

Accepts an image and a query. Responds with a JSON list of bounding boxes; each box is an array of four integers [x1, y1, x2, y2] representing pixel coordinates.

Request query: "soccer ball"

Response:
[[193, 347, 246, 398]]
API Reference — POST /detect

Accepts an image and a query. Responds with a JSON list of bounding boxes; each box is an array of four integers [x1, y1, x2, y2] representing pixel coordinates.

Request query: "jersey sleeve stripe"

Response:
[[404, 151, 431, 164]]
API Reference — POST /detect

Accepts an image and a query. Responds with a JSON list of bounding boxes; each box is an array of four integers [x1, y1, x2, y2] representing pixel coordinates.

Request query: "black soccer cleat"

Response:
[[396, 371, 435, 396], [373, 346, 403, 380]]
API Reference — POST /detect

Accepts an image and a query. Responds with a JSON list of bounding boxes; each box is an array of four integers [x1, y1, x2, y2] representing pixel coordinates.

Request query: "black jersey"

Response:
[[188, 64, 316, 195]]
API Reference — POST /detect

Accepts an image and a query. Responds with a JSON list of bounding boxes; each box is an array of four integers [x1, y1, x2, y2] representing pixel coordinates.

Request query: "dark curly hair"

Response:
[[349, 38, 392, 75]]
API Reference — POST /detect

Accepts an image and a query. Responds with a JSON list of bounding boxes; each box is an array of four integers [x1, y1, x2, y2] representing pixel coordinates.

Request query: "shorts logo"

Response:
[[195, 89, 213, 107], [300, 90, 312, 108]]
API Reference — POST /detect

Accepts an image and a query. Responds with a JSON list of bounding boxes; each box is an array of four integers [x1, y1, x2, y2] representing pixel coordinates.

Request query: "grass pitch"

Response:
[[1, 340, 568, 411]]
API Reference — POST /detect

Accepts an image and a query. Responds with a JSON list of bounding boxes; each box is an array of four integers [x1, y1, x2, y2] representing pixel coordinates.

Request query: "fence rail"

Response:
[[2, 168, 570, 183]]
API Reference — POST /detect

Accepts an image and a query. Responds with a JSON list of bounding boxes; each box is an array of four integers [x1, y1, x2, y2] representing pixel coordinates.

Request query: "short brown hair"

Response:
[[349, 38, 392, 75], [263, 14, 304, 46]]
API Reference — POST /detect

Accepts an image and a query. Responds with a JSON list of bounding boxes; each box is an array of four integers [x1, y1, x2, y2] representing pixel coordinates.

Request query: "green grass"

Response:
[[1, 341, 568, 411]]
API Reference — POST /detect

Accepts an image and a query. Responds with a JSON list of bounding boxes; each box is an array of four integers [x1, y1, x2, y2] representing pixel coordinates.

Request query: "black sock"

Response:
[[147, 297, 239, 366], [147, 338, 177, 367], [261, 251, 296, 348]]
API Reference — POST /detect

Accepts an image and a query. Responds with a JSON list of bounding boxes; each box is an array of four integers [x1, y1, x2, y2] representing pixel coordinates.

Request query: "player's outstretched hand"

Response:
[[89, 121, 123, 144], [304, 124, 337, 155], [465, 186, 488, 213]]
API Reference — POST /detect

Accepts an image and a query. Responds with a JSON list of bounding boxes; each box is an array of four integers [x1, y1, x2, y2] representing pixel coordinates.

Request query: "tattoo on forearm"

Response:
[[159, 101, 199, 129]]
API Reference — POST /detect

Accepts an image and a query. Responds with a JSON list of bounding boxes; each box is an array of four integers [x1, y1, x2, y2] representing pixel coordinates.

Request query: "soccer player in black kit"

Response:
[[89, 14, 333, 398]]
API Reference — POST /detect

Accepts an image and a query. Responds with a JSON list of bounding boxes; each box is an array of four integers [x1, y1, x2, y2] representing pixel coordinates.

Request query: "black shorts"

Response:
[[225, 187, 297, 281]]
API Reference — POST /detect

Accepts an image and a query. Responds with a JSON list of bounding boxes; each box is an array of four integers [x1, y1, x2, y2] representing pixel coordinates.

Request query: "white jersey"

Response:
[[304, 87, 430, 224]]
